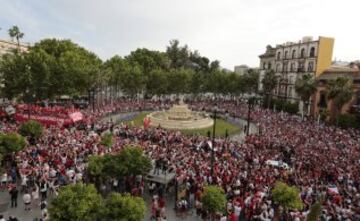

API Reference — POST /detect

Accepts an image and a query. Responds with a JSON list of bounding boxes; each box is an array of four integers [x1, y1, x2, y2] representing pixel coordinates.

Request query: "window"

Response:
[[319, 92, 327, 108], [276, 64, 281, 72], [300, 48, 305, 58], [292, 50, 296, 59], [283, 63, 288, 72], [263, 62, 266, 69], [310, 47, 315, 57], [308, 61, 314, 72], [284, 51, 288, 59], [298, 63, 304, 72], [268, 62, 272, 69], [277, 52, 281, 60], [290, 62, 295, 72]]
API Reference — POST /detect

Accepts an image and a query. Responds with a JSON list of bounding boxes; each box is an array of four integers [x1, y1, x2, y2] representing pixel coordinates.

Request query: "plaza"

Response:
[[0, 1, 360, 221]]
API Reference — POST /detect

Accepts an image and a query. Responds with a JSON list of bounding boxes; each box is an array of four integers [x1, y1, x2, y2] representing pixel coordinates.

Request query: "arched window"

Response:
[[284, 51, 288, 59], [300, 48, 305, 58], [276, 64, 281, 72], [283, 63, 288, 72], [290, 62, 295, 72], [309, 47, 315, 57], [319, 92, 327, 108], [292, 50, 296, 59], [308, 61, 314, 72], [277, 52, 281, 60]]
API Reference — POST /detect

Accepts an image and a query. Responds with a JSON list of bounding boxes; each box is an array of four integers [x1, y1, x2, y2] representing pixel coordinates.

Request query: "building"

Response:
[[313, 64, 360, 119], [0, 39, 29, 57], [234, 65, 249, 75], [258, 36, 334, 108]]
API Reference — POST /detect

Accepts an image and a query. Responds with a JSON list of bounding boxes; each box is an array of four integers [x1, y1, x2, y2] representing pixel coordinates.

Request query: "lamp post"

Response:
[[246, 97, 256, 136], [210, 105, 217, 178]]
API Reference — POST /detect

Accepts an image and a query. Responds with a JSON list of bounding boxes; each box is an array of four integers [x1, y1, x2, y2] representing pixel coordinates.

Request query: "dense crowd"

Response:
[[0, 98, 359, 220]]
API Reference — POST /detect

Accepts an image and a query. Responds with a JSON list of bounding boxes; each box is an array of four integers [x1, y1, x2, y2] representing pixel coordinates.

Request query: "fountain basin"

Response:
[[147, 104, 214, 130]]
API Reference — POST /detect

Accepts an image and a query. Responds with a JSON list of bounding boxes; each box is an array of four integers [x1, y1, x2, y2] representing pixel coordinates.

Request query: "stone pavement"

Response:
[[0, 189, 42, 221], [0, 188, 201, 221]]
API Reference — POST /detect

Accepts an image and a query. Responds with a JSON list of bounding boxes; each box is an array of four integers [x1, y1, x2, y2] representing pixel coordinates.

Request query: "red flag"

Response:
[[143, 117, 151, 129]]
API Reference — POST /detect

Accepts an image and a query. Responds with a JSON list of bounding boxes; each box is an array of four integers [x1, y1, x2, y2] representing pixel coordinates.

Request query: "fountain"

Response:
[[147, 100, 214, 130]]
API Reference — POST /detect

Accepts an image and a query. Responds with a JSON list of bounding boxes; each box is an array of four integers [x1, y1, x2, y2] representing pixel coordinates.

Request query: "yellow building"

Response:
[[313, 65, 360, 118], [259, 36, 334, 113]]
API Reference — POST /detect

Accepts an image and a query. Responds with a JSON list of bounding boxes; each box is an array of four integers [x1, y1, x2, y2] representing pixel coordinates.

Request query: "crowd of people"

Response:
[[0, 98, 359, 220]]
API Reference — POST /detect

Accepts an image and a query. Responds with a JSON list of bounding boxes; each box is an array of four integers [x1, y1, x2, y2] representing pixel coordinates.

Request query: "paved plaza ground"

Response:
[[0, 189, 199, 221]]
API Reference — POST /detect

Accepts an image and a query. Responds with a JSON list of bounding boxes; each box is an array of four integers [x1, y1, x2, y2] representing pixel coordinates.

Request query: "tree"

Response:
[[0, 132, 26, 154], [307, 201, 322, 221], [87, 146, 151, 182], [243, 69, 259, 94], [295, 74, 316, 117], [326, 77, 353, 126], [101, 193, 146, 221], [0, 52, 28, 99], [100, 132, 114, 148], [8, 25, 24, 49], [166, 39, 190, 69], [261, 70, 278, 108], [1, 39, 102, 100], [19, 120, 44, 141], [272, 181, 303, 219], [49, 183, 102, 221], [116, 146, 152, 177], [145, 69, 169, 97], [167, 68, 192, 95], [0, 132, 26, 169], [201, 185, 226, 220], [119, 64, 145, 98]]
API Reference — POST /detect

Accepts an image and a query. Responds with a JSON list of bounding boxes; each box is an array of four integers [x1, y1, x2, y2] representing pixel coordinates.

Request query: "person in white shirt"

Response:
[[23, 190, 32, 211], [31, 184, 39, 206]]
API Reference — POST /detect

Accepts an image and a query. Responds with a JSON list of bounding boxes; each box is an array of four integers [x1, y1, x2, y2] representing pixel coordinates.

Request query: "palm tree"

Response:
[[261, 70, 278, 108], [8, 25, 24, 50], [326, 77, 353, 126], [295, 74, 316, 118]]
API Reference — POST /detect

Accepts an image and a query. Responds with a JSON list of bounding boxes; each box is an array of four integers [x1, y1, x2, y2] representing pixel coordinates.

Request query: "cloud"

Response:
[[0, 0, 359, 69]]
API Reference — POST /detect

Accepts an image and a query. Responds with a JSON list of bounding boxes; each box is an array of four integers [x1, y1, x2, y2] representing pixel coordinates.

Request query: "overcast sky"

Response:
[[0, 0, 358, 69]]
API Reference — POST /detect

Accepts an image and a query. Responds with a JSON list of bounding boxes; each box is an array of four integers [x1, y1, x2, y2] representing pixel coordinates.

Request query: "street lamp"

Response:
[[210, 105, 217, 178]]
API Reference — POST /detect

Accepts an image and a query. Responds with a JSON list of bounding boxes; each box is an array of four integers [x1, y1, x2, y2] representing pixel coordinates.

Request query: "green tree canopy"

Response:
[[100, 132, 114, 148], [49, 183, 102, 221], [262, 70, 278, 107], [295, 74, 317, 115], [19, 120, 44, 140], [326, 77, 353, 124], [116, 146, 152, 177], [87, 146, 151, 180], [8, 25, 24, 48], [307, 201, 322, 221], [101, 193, 146, 221], [1, 39, 102, 100], [167, 68, 193, 95], [201, 185, 226, 216], [0, 132, 26, 154], [271, 181, 303, 210], [146, 69, 169, 97]]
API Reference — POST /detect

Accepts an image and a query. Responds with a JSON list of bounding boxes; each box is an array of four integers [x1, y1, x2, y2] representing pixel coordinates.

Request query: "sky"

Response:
[[0, 0, 359, 70]]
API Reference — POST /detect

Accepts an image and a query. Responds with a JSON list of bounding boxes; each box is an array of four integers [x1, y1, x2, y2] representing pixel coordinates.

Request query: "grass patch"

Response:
[[121, 112, 241, 137]]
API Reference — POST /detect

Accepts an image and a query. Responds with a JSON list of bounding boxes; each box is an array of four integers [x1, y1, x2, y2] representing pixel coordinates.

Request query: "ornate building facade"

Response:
[[258, 36, 334, 110]]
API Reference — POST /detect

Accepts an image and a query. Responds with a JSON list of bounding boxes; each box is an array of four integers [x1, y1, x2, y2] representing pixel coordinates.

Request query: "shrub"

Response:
[[337, 114, 359, 129], [19, 120, 43, 140], [0, 132, 27, 154], [100, 132, 114, 148]]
